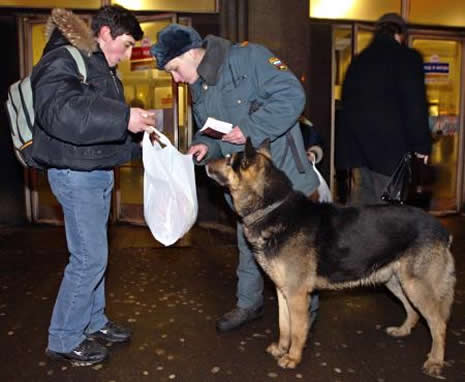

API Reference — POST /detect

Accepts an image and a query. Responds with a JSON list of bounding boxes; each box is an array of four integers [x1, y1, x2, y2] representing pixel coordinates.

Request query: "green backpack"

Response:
[[5, 45, 87, 168]]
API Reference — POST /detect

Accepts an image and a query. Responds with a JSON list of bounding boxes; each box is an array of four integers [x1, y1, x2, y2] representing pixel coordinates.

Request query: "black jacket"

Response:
[[31, 11, 141, 171], [337, 34, 431, 176]]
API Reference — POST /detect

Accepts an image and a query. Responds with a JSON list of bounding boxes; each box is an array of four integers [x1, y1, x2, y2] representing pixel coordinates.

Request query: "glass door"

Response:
[[114, 14, 177, 224], [332, 24, 374, 203], [410, 36, 463, 213], [114, 14, 193, 224]]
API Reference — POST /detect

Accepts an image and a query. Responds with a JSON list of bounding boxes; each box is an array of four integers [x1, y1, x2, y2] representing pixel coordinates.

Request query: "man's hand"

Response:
[[188, 144, 209, 162], [128, 108, 156, 134], [414, 152, 429, 164], [222, 126, 246, 145]]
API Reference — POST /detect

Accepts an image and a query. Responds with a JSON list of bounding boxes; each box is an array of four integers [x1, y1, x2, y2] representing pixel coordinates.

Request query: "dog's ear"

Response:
[[257, 138, 272, 160], [242, 137, 256, 168]]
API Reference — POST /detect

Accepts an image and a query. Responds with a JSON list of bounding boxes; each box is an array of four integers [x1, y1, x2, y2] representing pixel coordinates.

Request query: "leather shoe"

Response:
[[45, 338, 108, 366], [216, 306, 264, 332], [88, 321, 131, 343]]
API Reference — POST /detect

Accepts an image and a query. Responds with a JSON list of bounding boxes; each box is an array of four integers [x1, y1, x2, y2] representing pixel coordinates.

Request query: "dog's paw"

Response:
[[385, 325, 411, 337], [266, 343, 287, 359], [422, 359, 445, 380], [277, 354, 299, 369]]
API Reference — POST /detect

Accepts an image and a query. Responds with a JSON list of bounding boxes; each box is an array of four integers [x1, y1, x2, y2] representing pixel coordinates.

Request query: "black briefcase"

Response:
[[381, 153, 435, 209]]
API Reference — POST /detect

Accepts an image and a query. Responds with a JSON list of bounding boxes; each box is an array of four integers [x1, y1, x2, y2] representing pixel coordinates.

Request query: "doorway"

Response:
[[410, 36, 464, 213], [332, 25, 464, 213]]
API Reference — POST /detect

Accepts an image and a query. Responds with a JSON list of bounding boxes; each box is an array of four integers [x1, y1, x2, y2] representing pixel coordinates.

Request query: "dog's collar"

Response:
[[242, 195, 289, 226]]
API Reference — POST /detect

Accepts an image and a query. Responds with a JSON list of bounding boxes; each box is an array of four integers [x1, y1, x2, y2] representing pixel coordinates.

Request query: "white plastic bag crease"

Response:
[[312, 160, 332, 202], [142, 131, 198, 246]]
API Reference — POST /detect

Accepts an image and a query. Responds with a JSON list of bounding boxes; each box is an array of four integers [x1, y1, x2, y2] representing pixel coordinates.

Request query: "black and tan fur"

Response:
[[206, 138, 455, 378]]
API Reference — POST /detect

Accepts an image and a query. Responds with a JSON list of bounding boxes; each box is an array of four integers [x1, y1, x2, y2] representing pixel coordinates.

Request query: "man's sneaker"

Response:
[[45, 338, 108, 366], [216, 306, 264, 332], [88, 321, 131, 343]]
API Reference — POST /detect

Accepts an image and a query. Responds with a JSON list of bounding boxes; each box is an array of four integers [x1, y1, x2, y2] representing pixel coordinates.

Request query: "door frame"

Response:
[[408, 30, 465, 214], [330, 23, 374, 196]]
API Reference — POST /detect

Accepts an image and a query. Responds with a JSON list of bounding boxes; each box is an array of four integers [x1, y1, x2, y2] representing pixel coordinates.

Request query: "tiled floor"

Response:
[[0, 216, 464, 382]]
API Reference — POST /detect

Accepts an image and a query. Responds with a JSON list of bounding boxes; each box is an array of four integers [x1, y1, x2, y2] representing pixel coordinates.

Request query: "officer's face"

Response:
[[165, 51, 199, 84]]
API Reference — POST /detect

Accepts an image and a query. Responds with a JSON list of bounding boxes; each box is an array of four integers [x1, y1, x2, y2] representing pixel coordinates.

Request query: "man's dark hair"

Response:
[[375, 22, 405, 39], [92, 5, 143, 41]]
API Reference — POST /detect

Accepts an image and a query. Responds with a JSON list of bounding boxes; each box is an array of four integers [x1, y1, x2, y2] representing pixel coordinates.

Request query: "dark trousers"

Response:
[[350, 167, 391, 205]]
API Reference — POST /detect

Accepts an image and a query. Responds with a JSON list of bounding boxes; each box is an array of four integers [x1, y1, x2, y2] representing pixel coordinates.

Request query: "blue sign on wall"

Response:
[[424, 62, 449, 74]]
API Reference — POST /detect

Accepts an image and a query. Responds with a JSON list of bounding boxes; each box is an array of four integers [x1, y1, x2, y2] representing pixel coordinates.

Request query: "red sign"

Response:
[[131, 46, 152, 61]]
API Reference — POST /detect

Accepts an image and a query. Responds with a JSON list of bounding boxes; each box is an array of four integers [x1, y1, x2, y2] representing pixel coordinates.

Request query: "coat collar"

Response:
[[197, 35, 232, 86]]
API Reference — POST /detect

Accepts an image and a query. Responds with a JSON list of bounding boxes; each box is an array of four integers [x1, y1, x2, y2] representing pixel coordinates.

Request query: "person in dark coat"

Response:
[[338, 12, 431, 204], [151, 24, 320, 333], [31, 6, 156, 366], [299, 116, 324, 164]]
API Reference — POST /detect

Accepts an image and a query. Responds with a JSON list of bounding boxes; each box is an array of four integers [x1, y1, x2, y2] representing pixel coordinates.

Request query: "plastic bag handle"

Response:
[[145, 128, 172, 148]]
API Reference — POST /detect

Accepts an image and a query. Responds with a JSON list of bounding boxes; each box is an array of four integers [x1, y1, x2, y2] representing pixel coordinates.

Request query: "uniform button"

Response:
[[237, 99, 242, 104], [202, 84, 208, 90]]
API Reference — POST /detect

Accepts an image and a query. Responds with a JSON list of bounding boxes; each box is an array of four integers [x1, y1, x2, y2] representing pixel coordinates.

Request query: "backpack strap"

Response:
[[64, 45, 87, 84]]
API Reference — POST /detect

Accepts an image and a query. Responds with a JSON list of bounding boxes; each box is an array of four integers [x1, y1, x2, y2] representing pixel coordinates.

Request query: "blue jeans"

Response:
[[47, 168, 113, 352], [350, 167, 391, 205]]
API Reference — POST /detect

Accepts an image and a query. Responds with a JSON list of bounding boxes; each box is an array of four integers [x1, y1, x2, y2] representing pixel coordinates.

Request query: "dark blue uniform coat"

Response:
[[191, 36, 319, 195]]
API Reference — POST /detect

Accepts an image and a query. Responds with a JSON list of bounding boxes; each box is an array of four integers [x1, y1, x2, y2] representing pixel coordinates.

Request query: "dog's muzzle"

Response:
[[205, 157, 229, 186]]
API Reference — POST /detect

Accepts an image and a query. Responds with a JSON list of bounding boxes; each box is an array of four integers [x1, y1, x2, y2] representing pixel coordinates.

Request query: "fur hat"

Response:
[[375, 13, 407, 34], [150, 24, 203, 69]]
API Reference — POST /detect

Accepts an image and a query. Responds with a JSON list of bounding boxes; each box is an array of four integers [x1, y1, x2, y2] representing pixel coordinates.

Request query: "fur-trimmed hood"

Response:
[[44, 8, 97, 56]]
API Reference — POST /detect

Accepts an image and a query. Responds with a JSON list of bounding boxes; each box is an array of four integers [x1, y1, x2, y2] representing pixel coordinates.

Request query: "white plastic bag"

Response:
[[142, 131, 198, 246], [312, 161, 332, 202]]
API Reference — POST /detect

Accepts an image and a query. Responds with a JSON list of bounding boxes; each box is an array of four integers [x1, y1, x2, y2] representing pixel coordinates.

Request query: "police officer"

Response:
[[151, 25, 320, 332]]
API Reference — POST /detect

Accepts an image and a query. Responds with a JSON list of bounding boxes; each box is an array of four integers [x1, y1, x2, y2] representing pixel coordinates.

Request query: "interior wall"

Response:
[[184, 12, 220, 40], [219, 0, 248, 42], [0, 15, 27, 225], [308, 23, 333, 182], [248, 0, 311, 96]]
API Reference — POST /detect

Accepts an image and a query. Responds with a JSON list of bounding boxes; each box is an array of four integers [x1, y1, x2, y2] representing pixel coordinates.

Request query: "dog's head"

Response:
[[206, 137, 292, 217]]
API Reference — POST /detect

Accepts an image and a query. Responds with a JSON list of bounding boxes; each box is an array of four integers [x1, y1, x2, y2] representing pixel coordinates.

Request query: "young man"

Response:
[[31, 6, 155, 365], [338, 13, 431, 204], [151, 24, 320, 332]]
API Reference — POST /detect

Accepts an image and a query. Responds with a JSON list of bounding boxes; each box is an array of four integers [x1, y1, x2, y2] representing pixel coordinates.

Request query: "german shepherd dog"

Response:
[[206, 138, 455, 378]]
